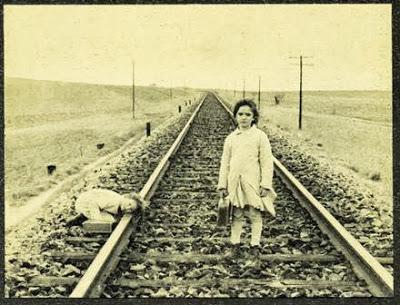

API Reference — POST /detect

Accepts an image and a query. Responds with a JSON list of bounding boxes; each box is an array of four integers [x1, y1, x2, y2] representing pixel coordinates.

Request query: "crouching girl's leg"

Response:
[[231, 207, 244, 245], [249, 206, 263, 246]]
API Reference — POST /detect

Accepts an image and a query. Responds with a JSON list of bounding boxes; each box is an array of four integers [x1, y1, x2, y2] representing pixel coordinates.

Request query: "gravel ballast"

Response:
[[261, 123, 393, 258], [5, 101, 200, 297]]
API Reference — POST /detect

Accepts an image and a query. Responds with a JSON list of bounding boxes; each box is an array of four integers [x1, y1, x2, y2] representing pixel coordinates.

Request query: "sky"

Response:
[[4, 4, 392, 91]]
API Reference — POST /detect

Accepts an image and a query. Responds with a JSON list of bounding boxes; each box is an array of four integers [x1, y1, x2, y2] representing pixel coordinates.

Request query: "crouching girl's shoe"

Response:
[[66, 213, 88, 227]]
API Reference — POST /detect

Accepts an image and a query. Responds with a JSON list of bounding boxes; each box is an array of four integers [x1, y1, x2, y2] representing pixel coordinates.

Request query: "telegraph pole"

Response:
[[289, 55, 313, 130], [242, 79, 245, 98], [258, 76, 261, 110], [299, 56, 303, 129], [132, 61, 135, 119]]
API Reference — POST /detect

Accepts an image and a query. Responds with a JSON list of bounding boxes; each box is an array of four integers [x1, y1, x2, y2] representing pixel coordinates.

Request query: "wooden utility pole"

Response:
[[146, 122, 151, 137], [258, 76, 261, 110], [242, 79, 245, 98], [132, 61, 135, 119], [299, 56, 303, 130], [289, 55, 313, 130]]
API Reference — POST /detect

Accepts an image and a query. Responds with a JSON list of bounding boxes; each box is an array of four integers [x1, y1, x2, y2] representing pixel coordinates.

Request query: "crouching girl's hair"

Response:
[[124, 192, 149, 210]]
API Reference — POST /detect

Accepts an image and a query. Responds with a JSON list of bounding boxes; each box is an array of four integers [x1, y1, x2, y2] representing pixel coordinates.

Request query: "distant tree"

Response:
[[274, 94, 284, 105]]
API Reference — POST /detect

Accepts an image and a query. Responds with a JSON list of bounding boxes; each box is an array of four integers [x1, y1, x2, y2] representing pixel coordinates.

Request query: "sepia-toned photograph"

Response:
[[3, 2, 394, 300]]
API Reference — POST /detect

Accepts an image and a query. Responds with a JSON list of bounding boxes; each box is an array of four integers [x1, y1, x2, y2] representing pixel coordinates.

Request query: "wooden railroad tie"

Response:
[[27, 276, 363, 291], [48, 251, 339, 263], [29, 276, 79, 287], [48, 250, 393, 265], [115, 278, 364, 290], [66, 236, 108, 243], [155, 190, 218, 195], [151, 198, 216, 203], [65, 236, 311, 245], [124, 253, 343, 263]]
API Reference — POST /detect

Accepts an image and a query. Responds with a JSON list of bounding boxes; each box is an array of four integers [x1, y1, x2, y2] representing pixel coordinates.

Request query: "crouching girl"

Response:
[[67, 189, 148, 226]]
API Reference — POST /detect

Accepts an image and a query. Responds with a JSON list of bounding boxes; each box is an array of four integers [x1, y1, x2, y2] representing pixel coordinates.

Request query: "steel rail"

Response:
[[213, 92, 393, 297], [70, 92, 208, 298]]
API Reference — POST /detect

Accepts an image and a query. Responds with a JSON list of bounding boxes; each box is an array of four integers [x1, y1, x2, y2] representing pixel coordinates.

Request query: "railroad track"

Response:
[[16, 92, 393, 298]]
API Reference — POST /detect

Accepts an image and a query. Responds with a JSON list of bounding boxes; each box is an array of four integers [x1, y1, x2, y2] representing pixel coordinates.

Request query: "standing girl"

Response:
[[217, 98, 277, 257]]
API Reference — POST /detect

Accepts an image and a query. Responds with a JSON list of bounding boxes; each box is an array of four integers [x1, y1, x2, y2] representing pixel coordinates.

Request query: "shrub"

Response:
[[349, 165, 359, 173], [370, 172, 381, 181]]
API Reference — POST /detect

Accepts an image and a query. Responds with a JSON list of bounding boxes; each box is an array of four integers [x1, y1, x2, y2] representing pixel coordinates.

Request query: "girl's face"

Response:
[[236, 105, 254, 129]]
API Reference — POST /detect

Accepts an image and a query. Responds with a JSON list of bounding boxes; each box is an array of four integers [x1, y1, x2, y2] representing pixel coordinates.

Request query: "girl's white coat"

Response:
[[218, 125, 277, 214]]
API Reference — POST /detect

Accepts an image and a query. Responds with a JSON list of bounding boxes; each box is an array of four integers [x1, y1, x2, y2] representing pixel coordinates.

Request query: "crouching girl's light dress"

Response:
[[75, 189, 135, 223]]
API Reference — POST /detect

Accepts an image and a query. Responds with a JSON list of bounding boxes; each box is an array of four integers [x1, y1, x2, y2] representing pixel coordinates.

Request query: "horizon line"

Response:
[[5, 76, 392, 92]]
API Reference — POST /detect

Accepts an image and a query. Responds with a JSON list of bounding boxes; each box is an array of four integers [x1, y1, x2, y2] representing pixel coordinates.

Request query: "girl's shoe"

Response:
[[227, 244, 241, 258], [246, 246, 262, 268], [66, 213, 88, 227], [249, 245, 261, 257]]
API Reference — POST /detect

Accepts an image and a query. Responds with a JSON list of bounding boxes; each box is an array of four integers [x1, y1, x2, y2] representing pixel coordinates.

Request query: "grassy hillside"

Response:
[[5, 77, 201, 207], [5, 77, 198, 128]]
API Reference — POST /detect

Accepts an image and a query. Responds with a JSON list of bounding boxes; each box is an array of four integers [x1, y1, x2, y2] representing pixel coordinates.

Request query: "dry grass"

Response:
[[219, 90, 391, 124], [5, 77, 200, 207]]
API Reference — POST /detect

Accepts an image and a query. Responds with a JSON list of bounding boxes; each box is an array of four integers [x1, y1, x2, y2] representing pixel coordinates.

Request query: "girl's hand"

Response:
[[260, 187, 270, 197], [218, 188, 228, 198]]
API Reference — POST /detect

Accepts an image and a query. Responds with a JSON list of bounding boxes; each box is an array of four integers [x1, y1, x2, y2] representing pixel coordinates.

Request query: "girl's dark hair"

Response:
[[232, 98, 259, 126]]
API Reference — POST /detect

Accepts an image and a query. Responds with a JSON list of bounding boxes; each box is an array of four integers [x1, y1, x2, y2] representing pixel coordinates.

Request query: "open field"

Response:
[[219, 89, 391, 124], [218, 90, 392, 204], [5, 77, 201, 207]]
